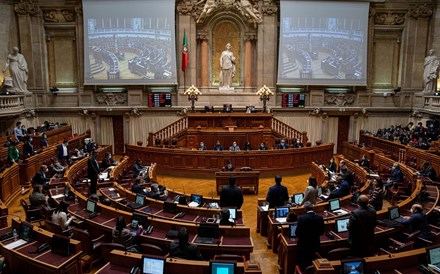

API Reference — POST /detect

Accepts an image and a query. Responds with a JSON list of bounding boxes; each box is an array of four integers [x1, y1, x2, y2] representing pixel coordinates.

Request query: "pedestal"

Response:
[[219, 87, 235, 93]]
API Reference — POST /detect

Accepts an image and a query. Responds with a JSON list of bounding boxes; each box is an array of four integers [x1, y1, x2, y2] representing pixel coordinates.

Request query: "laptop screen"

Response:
[[191, 194, 203, 204], [329, 199, 340, 211], [142, 255, 165, 274], [198, 223, 219, 239], [289, 223, 297, 238], [388, 207, 400, 220], [293, 193, 304, 204], [20, 222, 33, 242], [336, 218, 350, 233], [341, 259, 365, 274], [132, 212, 148, 228], [222, 207, 237, 220], [210, 260, 236, 274], [276, 207, 289, 218], [86, 199, 97, 213], [428, 245, 440, 265], [135, 194, 145, 205], [163, 201, 177, 214]]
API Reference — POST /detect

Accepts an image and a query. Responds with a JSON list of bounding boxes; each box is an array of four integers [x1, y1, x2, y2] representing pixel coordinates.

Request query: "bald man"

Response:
[[347, 194, 376, 257], [402, 203, 432, 241]]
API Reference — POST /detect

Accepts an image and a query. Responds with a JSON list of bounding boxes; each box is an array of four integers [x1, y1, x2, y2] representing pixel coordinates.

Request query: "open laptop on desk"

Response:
[[318, 186, 329, 200], [163, 201, 178, 214], [51, 234, 70, 256], [85, 199, 98, 218], [329, 199, 349, 215], [288, 223, 297, 238], [194, 223, 219, 244], [127, 193, 146, 209], [4, 221, 33, 250], [388, 206, 406, 223], [142, 255, 165, 274], [188, 194, 203, 207], [131, 212, 149, 231], [292, 193, 304, 206], [427, 245, 440, 272], [275, 207, 289, 223], [335, 218, 350, 233]]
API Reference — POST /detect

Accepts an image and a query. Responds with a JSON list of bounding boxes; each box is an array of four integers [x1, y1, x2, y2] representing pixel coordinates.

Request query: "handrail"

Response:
[[0, 94, 25, 115], [148, 116, 188, 146], [271, 117, 308, 145]]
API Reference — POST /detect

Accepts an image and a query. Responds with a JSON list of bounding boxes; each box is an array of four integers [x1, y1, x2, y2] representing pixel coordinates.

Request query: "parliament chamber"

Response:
[[1, 0, 440, 273]]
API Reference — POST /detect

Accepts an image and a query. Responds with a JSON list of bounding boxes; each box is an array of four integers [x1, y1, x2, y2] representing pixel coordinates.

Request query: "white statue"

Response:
[[423, 49, 440, 92], [2, 46, 28, 93], [219, 43, 236, 88], [196, 0, 217, 23]]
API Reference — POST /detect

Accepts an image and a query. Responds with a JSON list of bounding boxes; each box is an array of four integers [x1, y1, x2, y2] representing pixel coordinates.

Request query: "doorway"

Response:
[[337, 116, 350, 154]]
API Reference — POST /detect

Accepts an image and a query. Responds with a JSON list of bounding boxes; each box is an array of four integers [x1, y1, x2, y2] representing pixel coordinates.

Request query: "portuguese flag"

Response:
[[182, 31, 188, 72]]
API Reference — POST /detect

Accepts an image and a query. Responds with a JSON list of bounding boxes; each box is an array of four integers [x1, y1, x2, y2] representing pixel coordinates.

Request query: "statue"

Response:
[[235, 0, 262, 24], [196, 0, 217, 23], [423, 49, 440, 93], [219, 43, 236, 88], [2, 46, 28, 93]]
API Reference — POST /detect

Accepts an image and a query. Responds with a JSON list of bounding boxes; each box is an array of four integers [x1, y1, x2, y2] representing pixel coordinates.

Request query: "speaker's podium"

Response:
[[215, 169, 260, 195]]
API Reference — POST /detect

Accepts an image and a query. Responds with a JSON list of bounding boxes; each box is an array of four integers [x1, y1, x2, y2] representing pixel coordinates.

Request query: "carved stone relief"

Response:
[[374, 12, 406, 25], [409, 4, 433, 19], [325, 94, 355, 106], [43, 9, 75, 23], [96, 93, 127, 106], [14, 2, 41, 16]]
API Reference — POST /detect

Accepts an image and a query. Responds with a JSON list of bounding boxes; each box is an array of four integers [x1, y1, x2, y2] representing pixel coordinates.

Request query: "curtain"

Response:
[[128, 113, 181, 145], [327, 117, 339, 154], [100, 117, 114, 152], [274, 113, 323, 145]]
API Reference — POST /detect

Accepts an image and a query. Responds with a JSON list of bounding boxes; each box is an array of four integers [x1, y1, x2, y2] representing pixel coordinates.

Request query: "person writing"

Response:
[[52, 200, 75, 230]]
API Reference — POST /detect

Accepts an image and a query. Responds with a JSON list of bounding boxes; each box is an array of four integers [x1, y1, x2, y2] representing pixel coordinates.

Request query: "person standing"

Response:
[[295, 202, 324, 270], [13, 121, 24, 142], [301, 176, 318, 205], [265, 175, 289, 208], [347, 194, 377, 257], [219, 43, 236, 88], [7, 140, 19, 164], [369, 179, 384, 211], [87, 150, 100, 195], [220, 177, 243, 209], [57, 139, 69, 165]]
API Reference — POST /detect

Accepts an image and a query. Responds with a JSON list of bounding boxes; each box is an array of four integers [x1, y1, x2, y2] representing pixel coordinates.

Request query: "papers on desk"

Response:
[[108, 188, 115, 191], [276, 217, 287, 223], [320, 195, 329, 200], [82, 179, 91, 183], [333, 209, 349, 215], [4, 239, 27, 250], [99, 173, 108, 180], [260, 205, 269, 211], [188, 201, 199, 207], [51, 194, 64, 199], [369, 173, 380, 179]]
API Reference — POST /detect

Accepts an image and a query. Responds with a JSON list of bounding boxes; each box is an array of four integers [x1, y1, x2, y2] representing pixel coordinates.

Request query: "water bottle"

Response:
[[288, 196, 292, 205], [55, 186, 59, 194], [74, 195, 79, 204], [13, 229, 18, 241]]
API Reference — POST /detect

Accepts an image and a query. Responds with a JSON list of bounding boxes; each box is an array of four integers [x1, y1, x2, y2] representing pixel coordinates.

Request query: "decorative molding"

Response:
[[325, 93, 355, 106], [409, 4, 433, 19], [197, 31, 208, 40], [125, 108, 143, 117], [244, 32, 257, 41], [74, 3, 83, 16], [14, 2, 41, 16], [95, 93, 127, 106], [369, 7, 376, 18], [261, 0, 278, 16], [24, 109, 35, 118], [79, 109, 97, 119], [43, 9, 75, 23], [374, 12, 406, 25]]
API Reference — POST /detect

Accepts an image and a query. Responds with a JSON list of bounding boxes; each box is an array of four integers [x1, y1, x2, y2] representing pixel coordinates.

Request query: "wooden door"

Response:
[[337, 116, 350, 154], [113, 116, 124, 155]]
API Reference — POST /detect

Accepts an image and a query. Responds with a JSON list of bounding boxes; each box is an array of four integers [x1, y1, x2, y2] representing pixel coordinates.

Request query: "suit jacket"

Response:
[[220, 185, 243, 209], [23, 142, 34, 157], [389, 167, 403, 183], [40, 138, 49, 147], [402, 212, 432, 240], [87, 156, 100, 179], [266, 184, 289, 208], [33, 170, 48, 186], [296, 211, 324, 263], [169, 242, 203, 261], [101, 157, 112, 169], [328, 162, 337, 173], [302, 185, 318, 205], [57, 144, 69, 161], [347, 205, 377, 257]]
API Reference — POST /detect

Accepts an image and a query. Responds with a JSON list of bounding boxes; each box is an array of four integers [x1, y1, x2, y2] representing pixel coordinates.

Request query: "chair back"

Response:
[[99, 243, 125, 261], [139, 243, 164, 256], [326, 247, 351, 261], [72, 228, 93, 254], [213, 254, 245, 263], [45, 219, 63, 234]]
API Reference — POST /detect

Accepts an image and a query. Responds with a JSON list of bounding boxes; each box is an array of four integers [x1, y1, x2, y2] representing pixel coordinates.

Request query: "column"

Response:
[[198, 32, 209, 87], [244, 33, 256, 88]]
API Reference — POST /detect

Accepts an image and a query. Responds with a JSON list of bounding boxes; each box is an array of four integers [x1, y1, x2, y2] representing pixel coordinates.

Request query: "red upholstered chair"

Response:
[[20, 199, 44, 226]]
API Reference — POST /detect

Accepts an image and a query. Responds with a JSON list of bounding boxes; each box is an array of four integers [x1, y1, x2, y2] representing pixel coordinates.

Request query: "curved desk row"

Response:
[[126, 143, 334, 175]]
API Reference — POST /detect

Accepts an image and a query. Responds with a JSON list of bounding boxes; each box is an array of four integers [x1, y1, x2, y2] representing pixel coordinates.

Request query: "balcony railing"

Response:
[[0, 95, 25, 116]]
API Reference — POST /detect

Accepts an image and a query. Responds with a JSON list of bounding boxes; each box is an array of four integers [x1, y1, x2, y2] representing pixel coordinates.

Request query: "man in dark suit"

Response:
[[220, 177, 243, 209], [385, 162, 403, 189], [57, 139, 69, 165], [347, 194, 377, 257], [169, 227, 203, 260], [23, 137, 34, 158], [87, 150, 100, 194], [265, 175, 289, 208], [296, 201, 324, 270], [32, 165, 49, 188]]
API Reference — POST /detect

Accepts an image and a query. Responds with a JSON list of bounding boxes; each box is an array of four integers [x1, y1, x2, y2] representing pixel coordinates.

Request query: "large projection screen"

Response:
[[278, 1, 369, 86], [83, 0, 177, 85]]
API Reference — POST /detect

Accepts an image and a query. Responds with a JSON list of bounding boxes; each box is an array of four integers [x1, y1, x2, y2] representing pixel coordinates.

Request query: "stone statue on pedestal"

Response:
[[423, 49, 440, 93], [219, 43, 236, 89], [2, 46, 28, 93]]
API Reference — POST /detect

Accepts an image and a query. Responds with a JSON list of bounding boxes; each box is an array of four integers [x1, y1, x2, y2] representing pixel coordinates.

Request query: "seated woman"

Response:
[[112, 216, 142, 248], [52, 200, 75, 230]]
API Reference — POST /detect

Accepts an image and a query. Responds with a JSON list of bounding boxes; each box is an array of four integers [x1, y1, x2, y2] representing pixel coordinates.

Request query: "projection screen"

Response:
[[83, 0, 177, 85], [278, 1, 369, 86]]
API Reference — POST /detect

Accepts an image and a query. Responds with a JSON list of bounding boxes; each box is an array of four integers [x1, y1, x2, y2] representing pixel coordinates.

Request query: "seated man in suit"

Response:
[[213, 140, 224, 151], [32, 165, 50, 188], [131, 178, 145, 194], [145, 183, 168, 201], [169, 227, 203, 260], [29, 184, 48, 209], [219, 208, 235, 226], [229, 141, 240, 151], [419, 161, 437, 181], [384, 162, 403, 189], [23, 137, 35, 158]]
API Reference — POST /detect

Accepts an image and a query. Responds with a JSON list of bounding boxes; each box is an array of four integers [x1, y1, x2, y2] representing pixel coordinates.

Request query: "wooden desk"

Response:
[[0, 162, 20, 205], [215, 171, 260, 194], [32, 125, 73, 150], [0, 219, 82, 274]]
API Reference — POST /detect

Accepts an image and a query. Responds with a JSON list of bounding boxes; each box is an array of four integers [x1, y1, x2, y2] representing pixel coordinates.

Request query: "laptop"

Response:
[[292, 193, 304, 205], [288, 222, 297, 238], [86, 199, 98, 218], [275, 207, 289, 223], [329, 199, 349, 215], [225, 207, 237, 220], [4, 222, 33, 250], [188, 194, 203, 207], [142, 255, 165, 274], [427, 245, 440, 272], [340, 258, 365, 274], [335, 218, 350, 233], [131, 212, 148, 230], [210, 260, 236, 274], [51, 233, 70, 256], [318, 186, 329, 200], [388, 207, 406, 223], [195, 223, 219, 244], [128, 193, 145, 209], [163, 201, 178, 214]]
